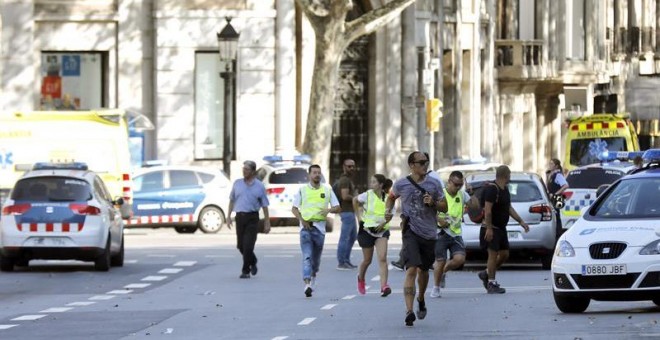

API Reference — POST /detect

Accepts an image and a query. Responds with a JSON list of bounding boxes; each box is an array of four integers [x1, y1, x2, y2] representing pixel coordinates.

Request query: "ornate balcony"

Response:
[[495, 40, 556, 80]]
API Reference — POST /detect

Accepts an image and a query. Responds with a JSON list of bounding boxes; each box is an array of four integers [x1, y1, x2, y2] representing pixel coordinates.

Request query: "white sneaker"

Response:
[[304, 284, 313, 297], [430, 286, 441, 298]]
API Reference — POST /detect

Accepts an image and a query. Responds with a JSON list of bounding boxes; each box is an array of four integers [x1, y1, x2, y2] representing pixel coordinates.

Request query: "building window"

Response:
[[194, 52, 232, 160], [40, 52, 105, 110], [566, 0, 586, 60]]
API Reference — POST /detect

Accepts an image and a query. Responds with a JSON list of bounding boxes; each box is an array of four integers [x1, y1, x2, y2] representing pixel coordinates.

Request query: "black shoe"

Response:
[[416, 298, 427, 320], [304, 284, 313, 297], [239, 273, 250, 279], [478, 270, 488, 289], [391, 261, 404, 271], [347, 262, 358, 269], [250, 264, 258, 276], [487, 281, 506, 294], [405, 311, 416, 326]]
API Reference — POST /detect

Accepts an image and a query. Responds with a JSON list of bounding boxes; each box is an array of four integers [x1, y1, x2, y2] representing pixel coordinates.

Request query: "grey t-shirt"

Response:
[[391, 175, 444, 240]]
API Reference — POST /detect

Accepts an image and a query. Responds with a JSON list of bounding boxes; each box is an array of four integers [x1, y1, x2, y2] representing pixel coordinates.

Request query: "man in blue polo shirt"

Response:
[[227, 160, 271, 279]]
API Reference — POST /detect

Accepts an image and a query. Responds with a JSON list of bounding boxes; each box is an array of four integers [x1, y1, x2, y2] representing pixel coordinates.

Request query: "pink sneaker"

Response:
[[357, 276, 366, 295], [381, 284, 392, 297]]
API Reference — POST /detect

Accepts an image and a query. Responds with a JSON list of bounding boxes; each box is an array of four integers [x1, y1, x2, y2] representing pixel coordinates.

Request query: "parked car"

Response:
[[561, 156, 639, 230], [436, 161, 502, 182], [255, 155, 334, 232], [462, 172, 557, 269], [552, 152, 660, 313], [126, 165, 230, 234], [0, 162, 125, 271]]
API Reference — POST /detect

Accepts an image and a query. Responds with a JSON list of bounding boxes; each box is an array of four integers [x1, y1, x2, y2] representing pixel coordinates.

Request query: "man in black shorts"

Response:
[[478, 165, 529, 294]]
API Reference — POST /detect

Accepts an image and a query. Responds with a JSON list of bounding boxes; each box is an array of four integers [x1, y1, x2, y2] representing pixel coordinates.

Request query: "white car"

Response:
[[0, 162, 125, 271], [126, 165, 231, 234], [255, 155, 334, 232], [552, 157, 660, 313]]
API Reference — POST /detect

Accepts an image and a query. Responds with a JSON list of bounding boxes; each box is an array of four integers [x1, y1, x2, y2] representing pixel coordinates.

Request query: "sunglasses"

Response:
[[412, 160, 429, 166], [450, 180, 464, 188]]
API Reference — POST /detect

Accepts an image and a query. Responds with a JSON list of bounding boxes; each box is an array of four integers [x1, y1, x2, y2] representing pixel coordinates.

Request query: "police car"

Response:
[[125, 165, 230, 234], [0, 162, 125, 271], [255, 155, 334, 232], [561, 152, 641, 230], [552, 149, 660, 313]]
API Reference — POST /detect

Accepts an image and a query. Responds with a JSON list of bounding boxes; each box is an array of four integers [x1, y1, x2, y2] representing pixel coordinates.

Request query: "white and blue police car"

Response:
[[552, 149, 660, 313], [0, 162, 125, 271]]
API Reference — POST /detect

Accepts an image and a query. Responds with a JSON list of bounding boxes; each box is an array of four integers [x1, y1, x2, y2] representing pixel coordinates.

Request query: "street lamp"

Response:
[[217, 17, 239, 177]]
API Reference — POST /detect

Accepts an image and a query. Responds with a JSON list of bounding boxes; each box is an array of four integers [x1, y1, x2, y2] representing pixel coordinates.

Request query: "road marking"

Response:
[[39, 307, 73, 313], [12, 315, 45, 321], [159, 268, 183, 274], [107, 290, 133, 295], [264, 255, 294, 258], [342, 295, 356, 300], [148, 254, 176, 258], [125, 283, 151, 289], [125, 260, 138, 264], [141, 276, 168, 281], [370, 275, 380, 281], [272, 337, 289, 340], [204, 255, 233, 258], [173, 261, 197, 266], [297, 317, 316, 325], [89, 295, 116, 301], [0, 325, 18, 330], [67, 301, 96, 306], [320, 304, 336, 310]]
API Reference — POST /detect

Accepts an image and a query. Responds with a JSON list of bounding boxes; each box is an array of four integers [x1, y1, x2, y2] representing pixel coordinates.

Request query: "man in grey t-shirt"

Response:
[[385, 151, 446, 327]]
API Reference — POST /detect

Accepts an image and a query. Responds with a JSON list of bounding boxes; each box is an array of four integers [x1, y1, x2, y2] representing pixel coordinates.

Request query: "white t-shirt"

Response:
[[292, 183, 340, 234]]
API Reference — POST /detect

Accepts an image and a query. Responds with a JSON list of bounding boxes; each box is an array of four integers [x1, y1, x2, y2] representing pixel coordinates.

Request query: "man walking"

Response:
[[227, 160, 271, 279], [478, 165, 529, 293], [292, 164, 340, 297], [334, 159, 358, 270], [384, 151, 446, 327]]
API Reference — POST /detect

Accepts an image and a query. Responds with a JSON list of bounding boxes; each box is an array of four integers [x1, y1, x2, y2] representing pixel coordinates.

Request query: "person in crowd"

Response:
[[384, 151, 446, 327], [334, 158, 359, 270], [292, 164, 340, 297], [477, 165, 529, 294], [227, 160, 271, 279], [546, 158, 569, 231], [353, 174, 394, 297]]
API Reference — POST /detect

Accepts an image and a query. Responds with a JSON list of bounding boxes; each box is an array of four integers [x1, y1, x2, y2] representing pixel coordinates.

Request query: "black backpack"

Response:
[[466, 181, 499, 223]]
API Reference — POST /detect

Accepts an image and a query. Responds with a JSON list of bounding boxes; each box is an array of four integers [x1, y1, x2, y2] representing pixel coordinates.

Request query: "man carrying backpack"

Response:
[[477, 165, 529, 294]]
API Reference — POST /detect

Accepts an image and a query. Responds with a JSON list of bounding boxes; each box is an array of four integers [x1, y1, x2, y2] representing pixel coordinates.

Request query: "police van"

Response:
[[0, 110, 136, 218], [564, 113, 640, 171]]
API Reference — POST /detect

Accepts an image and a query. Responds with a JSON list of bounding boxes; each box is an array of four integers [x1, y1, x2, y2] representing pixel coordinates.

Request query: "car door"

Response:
[[93, 175, 122, 248], [131, 170, 167, 223], [158, 170, 205, 223]]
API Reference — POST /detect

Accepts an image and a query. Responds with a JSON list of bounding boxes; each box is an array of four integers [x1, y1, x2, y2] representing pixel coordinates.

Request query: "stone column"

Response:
[[481, 0, 496, 160], [401, 6, 417, 153], [1, 0, 35, 110], [275, 0, 296, 154], [453, 0, 463, 158]]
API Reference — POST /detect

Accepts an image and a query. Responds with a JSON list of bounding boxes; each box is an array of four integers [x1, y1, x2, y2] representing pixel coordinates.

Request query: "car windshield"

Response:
[[269, 168, 325, 184], [592, 178, 660, 218], [468, 180, 542, 202], [570, 137, 627, 167], [11, 176, 92, 202], [566, 168, 625, 189]]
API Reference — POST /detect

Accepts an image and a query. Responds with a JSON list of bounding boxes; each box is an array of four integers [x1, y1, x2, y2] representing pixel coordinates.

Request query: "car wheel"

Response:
[[197, 206, 225, 234], [553, 292, 589, 313], [653, 299, 660, 307], [0, 255, 15, 272], [325, 216, 334, 233], [111, 235, 124, 267], [94, 238, 111, 272], [541, 254, 553, 270], [175, 226, 197, 234]]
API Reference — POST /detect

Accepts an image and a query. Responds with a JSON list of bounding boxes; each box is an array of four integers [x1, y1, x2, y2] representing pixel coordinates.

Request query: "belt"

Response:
[[236, 211, 258, 215]]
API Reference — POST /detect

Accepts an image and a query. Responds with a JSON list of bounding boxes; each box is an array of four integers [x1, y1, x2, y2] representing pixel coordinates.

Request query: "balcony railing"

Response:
[[495, 40, 556, 80]]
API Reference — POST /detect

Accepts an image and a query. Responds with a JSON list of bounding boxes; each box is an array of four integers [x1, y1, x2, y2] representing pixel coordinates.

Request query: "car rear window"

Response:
[[269, 168, 309, 184], [468, 180, 542, 202], [566, 168, 624, 189], [11, 176, 91, 202]]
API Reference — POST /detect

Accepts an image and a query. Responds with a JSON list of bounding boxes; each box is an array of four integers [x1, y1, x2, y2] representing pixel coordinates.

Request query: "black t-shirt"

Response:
[[483, 184, 510, 229]]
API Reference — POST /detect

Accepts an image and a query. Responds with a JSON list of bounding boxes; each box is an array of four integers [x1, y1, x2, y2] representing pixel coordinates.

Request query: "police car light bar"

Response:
[[642, 149, 660, 163], [597, 151, 645, 162], [263, 154, 312, 164], [32, 162, 89, 171]]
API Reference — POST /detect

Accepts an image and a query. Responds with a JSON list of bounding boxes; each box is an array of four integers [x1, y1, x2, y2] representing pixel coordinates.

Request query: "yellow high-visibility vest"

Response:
[[362, 190, 389, 230], [438, 188, 463, 235], [300, 184, 331, 222]]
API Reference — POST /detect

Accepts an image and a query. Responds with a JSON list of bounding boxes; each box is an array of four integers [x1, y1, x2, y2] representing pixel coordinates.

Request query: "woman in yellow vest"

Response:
[[352, 174, 393, 297]]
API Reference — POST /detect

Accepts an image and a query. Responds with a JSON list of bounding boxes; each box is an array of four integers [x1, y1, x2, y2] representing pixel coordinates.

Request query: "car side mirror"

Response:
[[113, 197, 125, 206]]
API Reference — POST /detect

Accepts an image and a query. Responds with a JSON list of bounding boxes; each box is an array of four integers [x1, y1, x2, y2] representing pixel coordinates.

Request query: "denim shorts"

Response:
[[434, 233, 466, 260]]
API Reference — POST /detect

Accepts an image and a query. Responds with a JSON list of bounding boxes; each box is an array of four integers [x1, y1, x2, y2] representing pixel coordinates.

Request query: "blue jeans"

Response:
[[300, 227, 325, 281], [336, 212, 357, 265]]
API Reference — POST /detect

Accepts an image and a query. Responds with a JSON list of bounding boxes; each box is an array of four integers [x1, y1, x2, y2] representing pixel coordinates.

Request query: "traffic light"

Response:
[[426, 98, 442, 132]]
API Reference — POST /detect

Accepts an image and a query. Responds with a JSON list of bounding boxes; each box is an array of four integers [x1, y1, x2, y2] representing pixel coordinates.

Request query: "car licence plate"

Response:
[[581, 264, 627, 276], [29, 237, 67, 247], [507, 231, 521, 240]]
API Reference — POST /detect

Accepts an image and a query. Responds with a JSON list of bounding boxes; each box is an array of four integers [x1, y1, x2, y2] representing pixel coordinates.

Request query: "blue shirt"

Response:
[[229, 178, 269, 213], [391, 175, 444, 240]]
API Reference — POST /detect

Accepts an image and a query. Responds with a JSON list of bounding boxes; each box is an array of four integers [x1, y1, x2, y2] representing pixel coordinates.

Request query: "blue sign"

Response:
[[61, 55, 81, 77]]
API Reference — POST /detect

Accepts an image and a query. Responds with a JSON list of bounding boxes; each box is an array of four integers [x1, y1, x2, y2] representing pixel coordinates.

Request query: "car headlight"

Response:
[[555, 240, 575, 257], [639, 240, 660, 255]]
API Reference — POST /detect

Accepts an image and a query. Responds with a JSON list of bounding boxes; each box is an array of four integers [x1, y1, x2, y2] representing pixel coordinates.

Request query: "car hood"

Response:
[[564, 218, 660, 247]]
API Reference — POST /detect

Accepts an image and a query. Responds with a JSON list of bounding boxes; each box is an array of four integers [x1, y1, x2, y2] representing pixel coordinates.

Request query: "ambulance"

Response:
[[0, 110, 134, 218], [564, 113, 640, 171]]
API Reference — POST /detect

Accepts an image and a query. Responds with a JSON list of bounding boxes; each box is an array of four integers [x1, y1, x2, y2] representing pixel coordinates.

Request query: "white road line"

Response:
[[124, 283, 151, 289], [67, 301, 96, 306], [370, 275, 380, 281], [39, 307, 73, 313], [204, 255, 233, 258], [148, 254, 176, 258], [159, 268, 183, 274], [320, 304, 336, 310], [342, 295, 356, 300], [141, 276, 168, 281], [173, 261, 197, 267], [125, 260, 138, 264], [107, 290, 133, 295], [272, 337, 289, 340], [0, 325, 18, 330], [264, 255, 294, 258], [12, 315, 45, 321], [297, 317, 316, 326], [89, 295, 116, 301]]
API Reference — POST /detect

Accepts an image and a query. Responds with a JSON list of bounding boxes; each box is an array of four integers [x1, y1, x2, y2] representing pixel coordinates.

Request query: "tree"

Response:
[[296, 0, 416, 169]]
